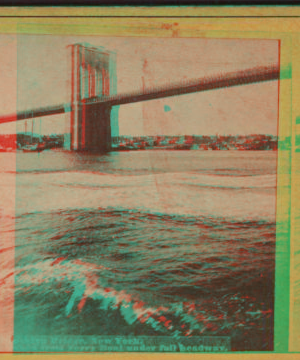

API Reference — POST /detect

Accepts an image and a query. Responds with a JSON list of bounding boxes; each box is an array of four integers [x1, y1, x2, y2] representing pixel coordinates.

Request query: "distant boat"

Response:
[[113, 143, 138, 151], [22, 142, 46, 153]]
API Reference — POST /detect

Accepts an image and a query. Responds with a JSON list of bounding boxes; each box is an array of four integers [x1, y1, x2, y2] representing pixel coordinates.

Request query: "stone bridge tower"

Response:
[[69, 43, 117, 152]]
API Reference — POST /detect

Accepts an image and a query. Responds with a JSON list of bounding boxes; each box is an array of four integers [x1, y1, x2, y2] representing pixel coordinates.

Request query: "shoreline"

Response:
[[1, 148, 280, 153]]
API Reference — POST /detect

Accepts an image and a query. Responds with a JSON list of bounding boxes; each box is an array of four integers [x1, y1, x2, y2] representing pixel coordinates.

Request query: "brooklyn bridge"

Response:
[[0, 43, 280, 152]]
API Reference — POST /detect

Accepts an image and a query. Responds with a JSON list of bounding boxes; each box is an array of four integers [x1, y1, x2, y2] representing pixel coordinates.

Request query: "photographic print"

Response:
[[0, 7, 298, 358]]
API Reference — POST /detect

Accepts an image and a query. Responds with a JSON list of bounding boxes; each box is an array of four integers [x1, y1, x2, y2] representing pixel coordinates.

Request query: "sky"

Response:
[[0, 34, 279, 136]]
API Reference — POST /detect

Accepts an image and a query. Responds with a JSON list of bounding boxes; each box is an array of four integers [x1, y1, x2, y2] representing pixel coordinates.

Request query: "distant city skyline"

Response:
[[0, 35, 279, 136], [0, 133, 278, 152]]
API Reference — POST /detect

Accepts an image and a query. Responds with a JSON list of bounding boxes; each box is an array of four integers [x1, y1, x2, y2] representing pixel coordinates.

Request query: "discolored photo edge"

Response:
[[0, 5, 299, 360]]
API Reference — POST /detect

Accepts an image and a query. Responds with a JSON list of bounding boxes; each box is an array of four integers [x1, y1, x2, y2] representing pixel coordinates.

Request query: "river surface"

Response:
[[0, 150, 277, 351]]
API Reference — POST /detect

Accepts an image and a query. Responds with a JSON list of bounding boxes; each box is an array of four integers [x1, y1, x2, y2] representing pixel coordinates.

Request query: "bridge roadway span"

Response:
[[0, 64, 280, 124]]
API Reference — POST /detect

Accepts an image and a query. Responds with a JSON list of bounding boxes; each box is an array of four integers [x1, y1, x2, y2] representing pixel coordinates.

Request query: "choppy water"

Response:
[[0, 150, 277, 351]]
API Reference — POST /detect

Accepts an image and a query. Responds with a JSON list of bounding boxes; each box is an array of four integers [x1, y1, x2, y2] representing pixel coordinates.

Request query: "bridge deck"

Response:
[[0, 64, 280, 124]]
